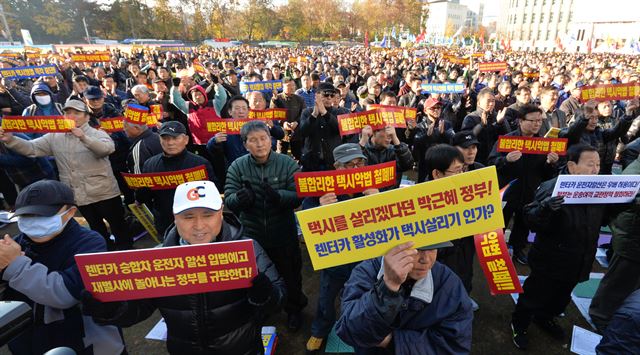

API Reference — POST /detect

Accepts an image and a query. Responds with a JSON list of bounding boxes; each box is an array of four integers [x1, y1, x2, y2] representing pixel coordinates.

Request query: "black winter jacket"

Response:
[[99, 214, 286, 355]]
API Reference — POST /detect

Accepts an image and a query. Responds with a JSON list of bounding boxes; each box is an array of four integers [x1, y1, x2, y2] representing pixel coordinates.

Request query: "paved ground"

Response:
[[0, 216, 601, 355]]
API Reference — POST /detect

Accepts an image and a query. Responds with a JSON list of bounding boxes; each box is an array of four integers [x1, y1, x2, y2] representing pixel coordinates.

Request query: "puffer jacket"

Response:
[[5, 122, 120, 206], [101, 214, 286, 355], [224, 151, 301, 248]]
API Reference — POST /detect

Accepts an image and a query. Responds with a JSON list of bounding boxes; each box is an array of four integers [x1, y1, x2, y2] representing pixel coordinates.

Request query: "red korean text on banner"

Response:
[[478, 62, 508, 72], [71, 52, 111, 62], [1, 116, 75, 133], [294, 161, 396, 197], [369, 104, 416, 124], [579, 82, 640, 102], [248, 108, 288, 121], [75, 240, 257, 302], [338, 107, 407, 136], [474, 229, 523, 295], [121, 165, 209, 190], [148, 104, 163, 126], [100, 117, 125, 133], [124, 104, 150, 125], [496, 136, 568, 156], [206, 118, 252, 135]]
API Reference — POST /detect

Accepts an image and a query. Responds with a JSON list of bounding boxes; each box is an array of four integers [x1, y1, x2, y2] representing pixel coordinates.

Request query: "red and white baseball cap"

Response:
[[173, 181, 223, 214]]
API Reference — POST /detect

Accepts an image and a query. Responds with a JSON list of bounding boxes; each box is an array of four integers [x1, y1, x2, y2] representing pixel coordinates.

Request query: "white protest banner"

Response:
[[551, 175, 640, 204]]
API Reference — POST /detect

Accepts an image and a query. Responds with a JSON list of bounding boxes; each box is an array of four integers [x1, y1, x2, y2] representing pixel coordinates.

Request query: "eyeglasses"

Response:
[[344, 159, 366, 169], [322, 92, 336, 98]]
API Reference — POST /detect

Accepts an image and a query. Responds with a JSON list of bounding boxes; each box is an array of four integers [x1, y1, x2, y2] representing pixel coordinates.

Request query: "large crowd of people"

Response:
[[0, 43, 639, 354]]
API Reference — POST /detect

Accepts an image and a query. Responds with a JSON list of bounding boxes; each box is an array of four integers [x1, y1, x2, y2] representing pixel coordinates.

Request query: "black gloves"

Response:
[[261, 180, 281, 206], [81, 290, 128, 324], [541, 196, 565, 211], [247, 273, 273, 306], [171, 77, 181, 87], [236, 181, 256, 211]]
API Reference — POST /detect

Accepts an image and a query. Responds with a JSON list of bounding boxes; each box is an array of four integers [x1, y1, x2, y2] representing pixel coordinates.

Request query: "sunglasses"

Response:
[[322, 92, 336, 98]]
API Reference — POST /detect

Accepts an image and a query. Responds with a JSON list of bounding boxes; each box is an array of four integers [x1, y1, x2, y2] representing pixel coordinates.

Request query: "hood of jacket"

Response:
[[187, 85, 208, 109], [30, 81, 55, 108]]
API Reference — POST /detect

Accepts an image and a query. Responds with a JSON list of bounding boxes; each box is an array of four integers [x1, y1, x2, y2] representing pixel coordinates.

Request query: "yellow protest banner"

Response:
[[296, 166, 504, 270], [128, 203, 160, 244]]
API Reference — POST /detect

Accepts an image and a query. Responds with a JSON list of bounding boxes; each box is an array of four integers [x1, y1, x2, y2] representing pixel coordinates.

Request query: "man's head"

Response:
[[14, 180, 77, 242], [583, 100, 600, 132], [158, 121, 189, 156], [153, 78, 168, 94], [317, 82, 338, 109], [301, 74, 312, 90], [227, 96, 250, 119], [158, 66, 171, 80], [567, 144, 600, 175], [539, 86, 558, 111], [410, 76, 423, 95], [173, 181, 224, 244], [409, 241, 454, 280], [453, 131, 479, 166], [241, 120, 272, 162], [123, 120, 148, 138], [425, 144, 464, 180], [424, 97, 443, 120], [102, 74, 116, 91], [514, 86, 531, 105], [73, 75, 89, 94], [63, 100, 90, 127], [498, 81, 512, 97], [597, 100, 613, 117], [282, 77, 296, 95], [518, 104, 544, 136], [83, 86, 104, 111], [477, 88, 495, 112], [247, 91, 267, 110], [380, 92, 397, 106], [131, 85, 150, 105], [333, 143, 367, 170], [190, 86, 207, 106]]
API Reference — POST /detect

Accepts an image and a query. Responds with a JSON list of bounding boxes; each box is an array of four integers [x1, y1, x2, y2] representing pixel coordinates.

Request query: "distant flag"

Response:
[[391, 26, 397, 40], [364, 31, 369, 48], [380, 35, 388, 48], [452, 25, 464, 39]]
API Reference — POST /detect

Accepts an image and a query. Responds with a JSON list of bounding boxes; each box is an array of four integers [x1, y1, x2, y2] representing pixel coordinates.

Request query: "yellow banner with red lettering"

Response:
[[295, 161, 396, 197], [337, 107, 407, 136], [206, 119, 251, 135], [296, 166, 504, 270], [71, 52, 111, 62], [580, 83, 640, 102], [248, 108, 287, 121]]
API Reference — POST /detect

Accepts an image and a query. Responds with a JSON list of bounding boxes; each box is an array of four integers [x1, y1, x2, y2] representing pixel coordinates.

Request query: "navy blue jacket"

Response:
[[336, 259, 473, 355], [597, 289, 640, 355]]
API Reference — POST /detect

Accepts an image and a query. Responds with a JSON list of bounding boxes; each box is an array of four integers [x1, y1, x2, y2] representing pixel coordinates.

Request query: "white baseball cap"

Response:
[[173, 181, 223, 214]]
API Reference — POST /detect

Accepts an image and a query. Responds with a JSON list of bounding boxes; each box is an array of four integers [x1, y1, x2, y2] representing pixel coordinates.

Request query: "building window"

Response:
[[549, 12, 554, 21], [539, 13, 544, 23], [546, 30, 551, 40], [538, 30, 542, 39], [531, 13, 535, 23], [523, 13, 527, 23]]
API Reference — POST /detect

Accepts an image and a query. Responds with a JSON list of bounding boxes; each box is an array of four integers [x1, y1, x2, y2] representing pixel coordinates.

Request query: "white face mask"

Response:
[[18, 210, 70, 239], [34, 95, 51, 106]]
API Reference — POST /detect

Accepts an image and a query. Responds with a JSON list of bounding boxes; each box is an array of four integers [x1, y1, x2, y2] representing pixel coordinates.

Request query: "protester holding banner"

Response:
[[82, 180, 286, 355], [84, 86, 133, 205], [270, 77, 306, 160], [0, 180, 126, 354], [413, 97, 455, 183], [123, 119, 162, 175], [538, 86, 568, 136], [295, 74, 316, 108], [511, 144, 614, 350], [335, 240, 473, 355], [0, 100, 132, 250], [358, 124, 413, 189], [21, 81, 64, 117], [305, 143, 382, 353], [589, 156, 640, 333], [298, 83, 343, 172], [560, 99, 638, 175], [206, 95, 252, 173], [224, 120, 307, 331], [488, 104, 560, 265], [136, 121, 215, 236], [504, 86, 531, 129], [461, 88, 510, 165], [0, 78, 32, 116]]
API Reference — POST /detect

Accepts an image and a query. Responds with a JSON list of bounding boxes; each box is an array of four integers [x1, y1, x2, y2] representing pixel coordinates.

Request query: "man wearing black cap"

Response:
[[453, 131, 484, 173], [270, 77, 306, 160], [136, 121, 216, 236], [336, 240, 473, 354], [0, 100, 132, 250], [0, 180, 125, 354], [298, 82, 343, 172], [84, 85, 133, 205]]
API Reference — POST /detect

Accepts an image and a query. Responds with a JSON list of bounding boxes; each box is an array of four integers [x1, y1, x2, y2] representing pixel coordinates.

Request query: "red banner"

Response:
[[75, 240, 257, 302], [294, 161, 396, 197], [147, 104, 163, 126], [248, 108, 287, 121], [579, 83, 640, 102], [1, 116, 75, 133], [71, 52, 111, 62], [121, 165, 209, 190], [206, 118, 252, 135], [478, 62, 508, 72], [474, 229, 523, 295], [100, 117, 124, 133], [497, 136, 568, 155], [338, 107, 407, 136], [124, 104, 150, 125], [369, 104, 417, 123]]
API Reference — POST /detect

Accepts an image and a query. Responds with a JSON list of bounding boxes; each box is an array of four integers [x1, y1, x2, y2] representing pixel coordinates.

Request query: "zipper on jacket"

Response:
[[261, 164, 267, 236], [198, 294, 207, 348]]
